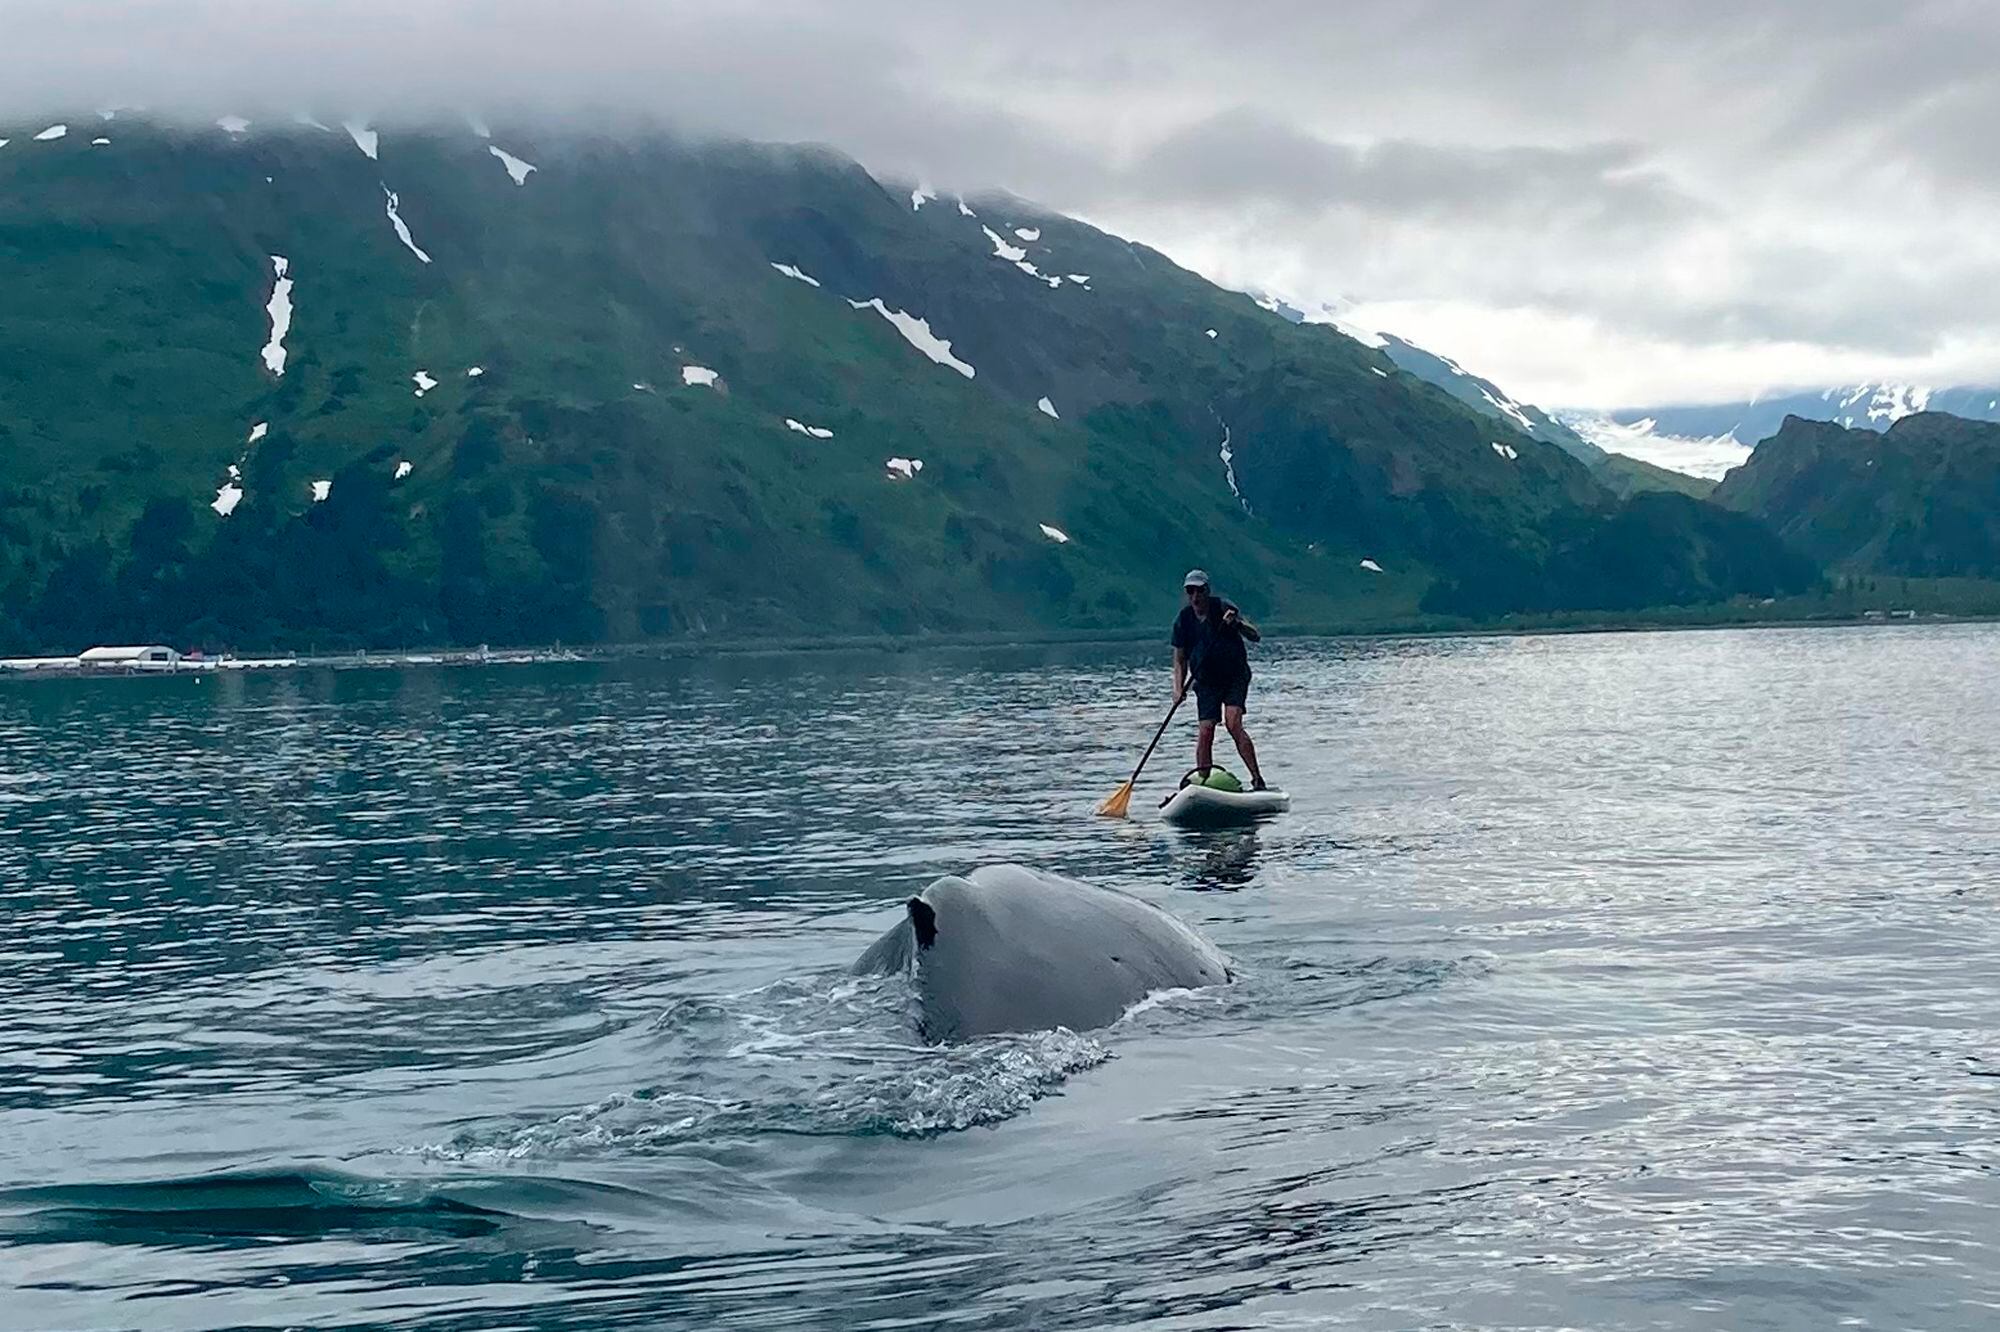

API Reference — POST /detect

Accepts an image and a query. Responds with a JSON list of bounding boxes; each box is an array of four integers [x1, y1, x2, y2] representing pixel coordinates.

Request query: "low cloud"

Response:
[[1122, 112, 1695, 230]]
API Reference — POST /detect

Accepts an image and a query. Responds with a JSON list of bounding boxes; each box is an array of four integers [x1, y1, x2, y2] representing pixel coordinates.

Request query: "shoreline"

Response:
[[4, 606, 1995, 682]]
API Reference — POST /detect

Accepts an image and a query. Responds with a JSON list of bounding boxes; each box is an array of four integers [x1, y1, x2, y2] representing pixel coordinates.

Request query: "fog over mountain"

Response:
[[5, 1, 1999, 412]]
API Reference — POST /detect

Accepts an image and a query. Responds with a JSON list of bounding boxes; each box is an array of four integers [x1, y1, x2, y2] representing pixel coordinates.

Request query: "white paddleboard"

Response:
[[1158, 784, 1291, 827]]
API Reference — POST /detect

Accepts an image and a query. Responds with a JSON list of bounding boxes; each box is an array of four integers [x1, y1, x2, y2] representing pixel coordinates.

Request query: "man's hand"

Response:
[[1222, 607, 1239, 626], [1172, 680, 1186, 706]]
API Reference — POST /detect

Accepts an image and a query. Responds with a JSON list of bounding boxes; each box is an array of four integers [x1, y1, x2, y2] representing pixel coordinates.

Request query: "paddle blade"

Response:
[[1095, 782, 1135, 818]]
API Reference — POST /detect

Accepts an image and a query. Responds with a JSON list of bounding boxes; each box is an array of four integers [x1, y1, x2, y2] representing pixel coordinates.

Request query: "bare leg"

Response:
[[1195, 719, 1216, 777], [1224, 705, 1264, 788]]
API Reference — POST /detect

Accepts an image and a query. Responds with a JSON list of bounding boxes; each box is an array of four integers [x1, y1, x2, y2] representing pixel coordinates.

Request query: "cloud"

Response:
[[1119, 111, 1696, 229], [2, 0, 1997, 408]]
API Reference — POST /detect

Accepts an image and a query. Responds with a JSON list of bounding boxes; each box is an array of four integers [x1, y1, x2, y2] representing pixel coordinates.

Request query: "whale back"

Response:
[[854, 864, 1230, 1042]]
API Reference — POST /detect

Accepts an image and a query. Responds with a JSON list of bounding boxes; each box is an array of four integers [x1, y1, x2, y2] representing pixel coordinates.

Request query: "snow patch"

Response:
[[1556, 410, 1749, 481], [1491, 441, 1518, 461], [1860, 383, 1931, 424], [1295, 298, 1391, 349], [1476, 386, 1536, 433], [910, 184, 936, 211], [260, 256, 293, 376], [227, 464, 241, 480], [294, 113, 332, 132], [1371, 367, 1387, 377], [885, 457, 925, 480], [413, 370, 438, 396], [216, 115, 250, 135], [383, 188, 432, 263], [848, 298, 975, 378], [394, 461, 413, 479], [982, 226, 1027, 263], [1360, 559, 1383, 573], [1037, 396, 1060, 419], [34, 125, 67, 141], [91, 137, 110, 146], [344, 122, 379, 159], [957, 199, 976, 217], [466, 366, 484, 377], [1205, 329, 1218, 339], [488, 145, 536, 184], [1329, 318, 1389, 348], [981, 227, 1062, 286], [682, 365, 719, 388], [211, 484, 243, 517], [633, 382, 654, 393], [0, 141, 9, 150], [784, 418, 834, 439], [1065, 274, 1091, 286], [1013, 227, 1041, 241], [247, 421, 268, 444], [310, 480, 332, 503], [1039, 523, 1070, 544], [770, 262, 822, 287], [1219, 423, 1250, 513]]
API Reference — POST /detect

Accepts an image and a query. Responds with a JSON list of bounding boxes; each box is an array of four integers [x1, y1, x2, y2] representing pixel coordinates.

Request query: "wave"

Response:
[[0, 1167, 612, 1247], [416, 969, 1113, 1161]]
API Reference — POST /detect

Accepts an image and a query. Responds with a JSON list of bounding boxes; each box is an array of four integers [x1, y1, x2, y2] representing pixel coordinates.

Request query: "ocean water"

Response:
[[2, 625, 1996, 1330]]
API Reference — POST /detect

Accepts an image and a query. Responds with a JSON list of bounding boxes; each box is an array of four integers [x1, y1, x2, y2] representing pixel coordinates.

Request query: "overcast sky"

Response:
[[5, 0, 1995, 409]]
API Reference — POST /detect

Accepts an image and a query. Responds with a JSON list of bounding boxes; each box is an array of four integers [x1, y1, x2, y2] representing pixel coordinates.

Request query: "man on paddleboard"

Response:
[[1170, 569, 1268, 790]]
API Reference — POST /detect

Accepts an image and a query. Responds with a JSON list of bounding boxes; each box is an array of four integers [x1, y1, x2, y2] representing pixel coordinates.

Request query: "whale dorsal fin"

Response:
[[907, 896, 938, 949]]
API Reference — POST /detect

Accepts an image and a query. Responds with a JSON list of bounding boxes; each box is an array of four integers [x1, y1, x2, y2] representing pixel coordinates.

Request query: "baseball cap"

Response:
[[1183, 569, 1210, 589]]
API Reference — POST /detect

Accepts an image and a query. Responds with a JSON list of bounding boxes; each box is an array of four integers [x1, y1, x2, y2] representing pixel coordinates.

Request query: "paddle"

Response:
[[1095, 693, 1183, 818]]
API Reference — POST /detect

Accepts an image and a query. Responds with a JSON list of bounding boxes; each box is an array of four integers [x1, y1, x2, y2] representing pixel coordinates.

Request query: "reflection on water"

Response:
[[4, 626, 2000, 1330], [1177, 827, 1264, 891]]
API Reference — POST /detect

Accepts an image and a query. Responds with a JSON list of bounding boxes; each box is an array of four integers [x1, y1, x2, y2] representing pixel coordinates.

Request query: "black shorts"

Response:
[[1194, 672, 1250, 723]]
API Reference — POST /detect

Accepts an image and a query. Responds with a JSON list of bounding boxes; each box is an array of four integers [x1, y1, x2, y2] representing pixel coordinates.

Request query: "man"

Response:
[[1170, 569, 1267, 790]]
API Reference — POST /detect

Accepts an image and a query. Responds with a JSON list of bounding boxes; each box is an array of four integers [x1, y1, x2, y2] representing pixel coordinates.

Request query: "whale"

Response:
[[852, 864, 1232, 1042]]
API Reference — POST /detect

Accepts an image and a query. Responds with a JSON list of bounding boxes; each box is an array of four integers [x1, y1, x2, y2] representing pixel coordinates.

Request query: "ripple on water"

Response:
[[418, 972, 1113, 1158], [5, 630, 2000, 1331]]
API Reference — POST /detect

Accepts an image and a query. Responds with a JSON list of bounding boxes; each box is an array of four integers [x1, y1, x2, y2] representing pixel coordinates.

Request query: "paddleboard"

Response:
[[1158, 783, 1291, 827]]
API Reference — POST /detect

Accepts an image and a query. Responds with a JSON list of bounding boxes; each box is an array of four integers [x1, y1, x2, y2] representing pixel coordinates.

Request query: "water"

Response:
[[3, 626, 1997, 1330]]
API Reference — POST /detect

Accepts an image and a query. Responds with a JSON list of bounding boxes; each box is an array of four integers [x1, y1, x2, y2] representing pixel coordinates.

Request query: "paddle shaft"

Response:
[[1122, 694, 1183, 790]]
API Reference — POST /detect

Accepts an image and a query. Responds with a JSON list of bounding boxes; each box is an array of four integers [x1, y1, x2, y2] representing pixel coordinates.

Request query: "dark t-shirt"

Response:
[[1172, 599, 1249, 684]]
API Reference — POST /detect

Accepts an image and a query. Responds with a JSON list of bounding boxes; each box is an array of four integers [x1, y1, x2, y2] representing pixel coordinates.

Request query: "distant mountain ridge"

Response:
[[1601, 384, 2000, 453], [1245, 293, 1605, 463], [1375, 335, 1605, 463], [1554, 411, 1752, 482], [1714, 412, 2000, 578]]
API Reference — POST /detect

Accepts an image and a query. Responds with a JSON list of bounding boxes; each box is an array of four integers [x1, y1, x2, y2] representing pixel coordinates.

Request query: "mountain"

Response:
[[1555, 412, 1752, 482], [1713, 412, 2000, 577], [1564, 383, 2000, 482], [0, 114, 1810, 653], [1373, 335, 1604, 463], [1590, 453, 1718, 501], [1257, 309, 1735, 504], [1245, 296, 1605, 463]]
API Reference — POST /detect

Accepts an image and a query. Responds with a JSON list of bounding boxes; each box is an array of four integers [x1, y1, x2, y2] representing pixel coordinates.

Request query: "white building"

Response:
[[77, 645, 184, 671]]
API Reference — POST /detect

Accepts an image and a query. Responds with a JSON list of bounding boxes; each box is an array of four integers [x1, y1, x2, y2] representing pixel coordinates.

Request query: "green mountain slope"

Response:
[[1714, 412, 2000, 577], [0, 117, 1810, 653], [1590, 452, 1718, 501]]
